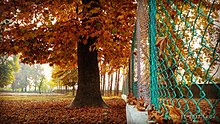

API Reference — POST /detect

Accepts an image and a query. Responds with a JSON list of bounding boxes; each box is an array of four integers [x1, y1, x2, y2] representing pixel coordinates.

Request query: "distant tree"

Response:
[[30, 64, 45, 92], [0, 60, 14, 87], [100, 72, 106, 96], [12, 63, 46, 92], [13, 63, 31, 92], [47, 80, 57, 91], [52, 66, 78, 95], [0, 55, 19, 88], [38, 76, 46, 94], [114, 69, 120, 96]]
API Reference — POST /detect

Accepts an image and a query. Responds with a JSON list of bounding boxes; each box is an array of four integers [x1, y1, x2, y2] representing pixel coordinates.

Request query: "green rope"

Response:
[[148, 0, 159, 109]]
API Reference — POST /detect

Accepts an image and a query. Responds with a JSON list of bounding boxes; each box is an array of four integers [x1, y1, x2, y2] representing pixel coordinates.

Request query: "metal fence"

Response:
[[127, 0, 220, 123]]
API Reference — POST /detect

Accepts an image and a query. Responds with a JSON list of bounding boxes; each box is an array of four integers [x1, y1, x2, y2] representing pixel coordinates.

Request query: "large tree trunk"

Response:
[[68, 38, 107, 108], [67, 0, 107, 108]]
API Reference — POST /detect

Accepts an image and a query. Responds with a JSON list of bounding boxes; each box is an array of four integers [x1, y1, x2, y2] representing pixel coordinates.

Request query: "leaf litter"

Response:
[[0, 97, 126, 124]]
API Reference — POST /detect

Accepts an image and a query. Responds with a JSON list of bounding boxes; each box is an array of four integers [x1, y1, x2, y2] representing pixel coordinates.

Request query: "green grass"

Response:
[[0, 95, 73, 101], [0, 95, 121, 101], [102, 96, 121, 100]]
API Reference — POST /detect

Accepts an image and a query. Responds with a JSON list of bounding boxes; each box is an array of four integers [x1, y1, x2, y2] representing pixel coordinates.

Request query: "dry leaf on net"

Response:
[[148, 105, 165, 123], [156, 37, 167, 57], [135, 97, 148, 111], [127, 93, 137, 105], [165, 104, 182, 123]]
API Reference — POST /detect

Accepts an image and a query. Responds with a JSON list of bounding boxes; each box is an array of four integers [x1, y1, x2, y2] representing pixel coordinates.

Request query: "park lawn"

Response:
[[0, 94, 121, 101], [0, 95, 126, 124], [0, 95, 73, 101]]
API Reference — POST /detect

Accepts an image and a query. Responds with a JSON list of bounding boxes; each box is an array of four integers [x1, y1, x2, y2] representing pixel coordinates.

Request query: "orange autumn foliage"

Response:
[[0, 0, 136, 71]]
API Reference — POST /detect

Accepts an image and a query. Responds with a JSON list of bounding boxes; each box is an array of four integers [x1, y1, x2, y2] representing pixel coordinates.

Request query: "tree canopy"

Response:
[[0, 0, 136, 70]]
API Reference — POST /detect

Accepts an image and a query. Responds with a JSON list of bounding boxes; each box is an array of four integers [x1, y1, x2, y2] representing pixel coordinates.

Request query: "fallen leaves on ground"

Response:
[[148, 99, 220, 123], [0, 98, 127, 124], [127, 94, 148, 111], [148, 104, 182, 124]]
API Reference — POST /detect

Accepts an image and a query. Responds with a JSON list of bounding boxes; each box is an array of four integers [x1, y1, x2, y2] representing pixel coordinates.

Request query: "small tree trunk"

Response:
[[114, 71, 118, 96], [116, 69, 120, 96], [101, 73, 106, 96], [72, 86, 75, 96], [107, 74, 110, 96], [58, 82, 61, 93], [109, 74, 113, 96], [12, 82, 15, 92], [34, 85, 36, 92], [100, 74, 103, 92], [39, 86, 41, 94]]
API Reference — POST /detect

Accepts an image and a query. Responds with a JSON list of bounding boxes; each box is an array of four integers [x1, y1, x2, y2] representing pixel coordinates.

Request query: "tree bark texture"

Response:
[[69, 38, 107, 107]]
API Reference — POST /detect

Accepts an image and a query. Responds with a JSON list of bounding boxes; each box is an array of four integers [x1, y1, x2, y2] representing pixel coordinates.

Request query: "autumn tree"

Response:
[[52, 66, 78, 95], [0, 0, 136, 107]]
